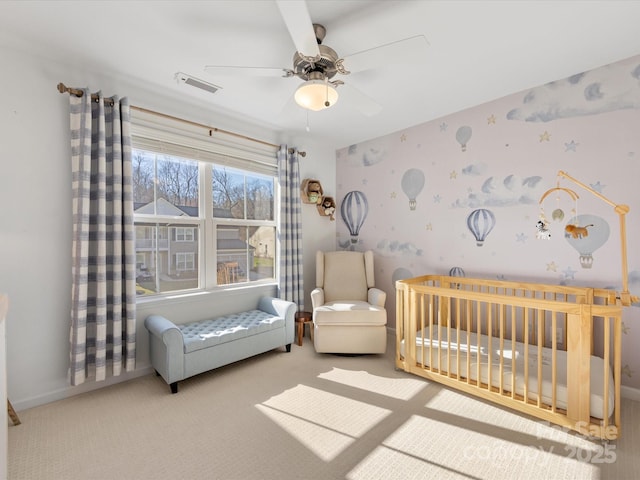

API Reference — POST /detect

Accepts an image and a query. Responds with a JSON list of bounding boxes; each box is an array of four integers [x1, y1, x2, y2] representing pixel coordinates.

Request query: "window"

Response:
[[175, 227, 195, 242], [131, 110, 279, 297]]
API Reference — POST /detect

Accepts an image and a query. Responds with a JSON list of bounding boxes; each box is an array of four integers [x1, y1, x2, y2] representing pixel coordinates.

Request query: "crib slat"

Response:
[[614, 314, 621, 434], [537, 309, 543, 408], [466, 298, 471, 386], [603, 315, 610, 430], [511, 307, 516, 400], [551, 313, 557, 413], [487, 301, 493, 392], [524, 308, 529, 403]]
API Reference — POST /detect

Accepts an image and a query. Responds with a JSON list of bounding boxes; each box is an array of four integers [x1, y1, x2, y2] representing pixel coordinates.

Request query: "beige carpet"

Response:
[[8, 333, 640, 480]]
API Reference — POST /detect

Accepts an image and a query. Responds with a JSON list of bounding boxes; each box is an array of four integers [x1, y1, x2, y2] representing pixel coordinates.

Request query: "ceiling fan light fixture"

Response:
[[294, 79, 338, 111]]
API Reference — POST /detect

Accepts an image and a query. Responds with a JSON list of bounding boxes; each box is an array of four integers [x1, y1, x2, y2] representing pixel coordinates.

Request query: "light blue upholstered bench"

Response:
[[145, 296, 296, 393]]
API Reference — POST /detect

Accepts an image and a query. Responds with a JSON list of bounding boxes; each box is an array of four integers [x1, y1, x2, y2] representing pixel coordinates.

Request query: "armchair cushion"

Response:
[[320, 251, 368, 302], [314, 301, 386, 326]]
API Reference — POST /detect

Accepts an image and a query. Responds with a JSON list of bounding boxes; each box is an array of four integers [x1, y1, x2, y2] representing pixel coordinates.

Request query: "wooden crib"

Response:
[[396, 275, 623, 439]]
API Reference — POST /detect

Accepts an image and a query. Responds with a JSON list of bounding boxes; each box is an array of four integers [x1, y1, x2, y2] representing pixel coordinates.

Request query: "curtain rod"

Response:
[[56, 82, 306, 156]]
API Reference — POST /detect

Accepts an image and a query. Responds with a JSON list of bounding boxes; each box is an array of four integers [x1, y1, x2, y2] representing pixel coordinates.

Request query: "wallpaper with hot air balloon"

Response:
[[335, 53, 640, 388]]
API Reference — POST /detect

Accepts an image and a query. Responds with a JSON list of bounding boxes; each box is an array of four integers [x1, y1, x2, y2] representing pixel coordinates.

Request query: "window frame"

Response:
[[130, 109, 280, 301]]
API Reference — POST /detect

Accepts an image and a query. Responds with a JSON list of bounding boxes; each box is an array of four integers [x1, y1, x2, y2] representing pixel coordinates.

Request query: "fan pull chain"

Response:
[[325, 77, 330, 107], [306, 110, 310, 132]]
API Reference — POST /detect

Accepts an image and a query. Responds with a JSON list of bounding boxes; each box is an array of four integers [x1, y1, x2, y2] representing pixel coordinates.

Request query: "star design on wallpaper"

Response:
[[622, 321, 629, 335], [546, 261, 558, 272], [516, 232, 527, 243], [440, 122, 448, 132], [426, 223, 433, 231], [622, 364, 634, 377], [362, 178, 368, 185], [390, 191, 397, 199], [433, 194, 442, 203], [450, 170, 457, 179], [562, 266, 577, 280], [590, 181, 605, 193], [400, 133, 407, 142], [487, 114, 496, 124], [564, 140, 579, 151], [539, 131, 551, 142]]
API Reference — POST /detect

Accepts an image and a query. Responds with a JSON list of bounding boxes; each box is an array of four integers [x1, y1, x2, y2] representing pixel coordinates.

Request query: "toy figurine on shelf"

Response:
[[306, 181, 322, 204], [301, 178, 324, 204], [317, 196, 336, 220], [322, 198, 335, 220]]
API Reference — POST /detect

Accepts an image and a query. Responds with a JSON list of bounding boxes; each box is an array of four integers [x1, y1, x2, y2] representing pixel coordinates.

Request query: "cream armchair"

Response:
[[311, 250, 387, 354]]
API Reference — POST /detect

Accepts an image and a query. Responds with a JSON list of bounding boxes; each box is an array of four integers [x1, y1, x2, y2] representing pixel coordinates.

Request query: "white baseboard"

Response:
[[13, 365, 155, 411], [621, 385, 640, 402]]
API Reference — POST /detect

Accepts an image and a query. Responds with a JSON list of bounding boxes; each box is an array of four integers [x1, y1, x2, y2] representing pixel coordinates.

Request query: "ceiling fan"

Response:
[[204, 0, 429, 116]]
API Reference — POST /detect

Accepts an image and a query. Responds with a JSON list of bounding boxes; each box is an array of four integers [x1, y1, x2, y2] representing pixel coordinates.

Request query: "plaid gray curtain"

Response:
[[277, 146, 304, 310], [69, 89, 136, 386]]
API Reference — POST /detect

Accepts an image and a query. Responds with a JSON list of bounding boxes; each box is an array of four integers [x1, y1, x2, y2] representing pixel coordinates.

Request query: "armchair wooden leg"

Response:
[[7, 400, 20, 426]]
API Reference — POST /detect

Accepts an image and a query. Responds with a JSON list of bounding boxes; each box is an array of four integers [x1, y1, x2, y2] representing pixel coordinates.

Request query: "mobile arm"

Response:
[[556, 170, 633, 306]]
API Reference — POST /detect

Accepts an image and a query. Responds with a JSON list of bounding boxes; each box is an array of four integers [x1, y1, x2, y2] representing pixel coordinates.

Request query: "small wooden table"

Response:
[[295, 311, 313, 346]]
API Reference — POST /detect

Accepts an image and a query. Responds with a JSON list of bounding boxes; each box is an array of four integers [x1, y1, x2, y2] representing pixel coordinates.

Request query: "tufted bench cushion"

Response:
[[181, 310, 283, 353]]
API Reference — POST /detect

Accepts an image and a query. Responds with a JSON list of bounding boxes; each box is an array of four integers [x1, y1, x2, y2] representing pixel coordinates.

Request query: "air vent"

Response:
[[175, 72, 222, 94]]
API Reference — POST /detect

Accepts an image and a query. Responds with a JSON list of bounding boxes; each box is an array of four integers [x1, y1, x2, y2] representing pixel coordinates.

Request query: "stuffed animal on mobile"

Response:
[[536, 220, 551, 240]]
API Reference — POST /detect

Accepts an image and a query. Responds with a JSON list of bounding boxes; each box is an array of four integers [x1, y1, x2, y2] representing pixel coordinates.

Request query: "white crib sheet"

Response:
[[400, 326, 614, 419]]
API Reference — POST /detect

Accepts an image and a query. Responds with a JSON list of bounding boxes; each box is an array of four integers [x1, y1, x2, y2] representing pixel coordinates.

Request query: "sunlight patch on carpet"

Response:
[[256, 384, 391, 461], [317, 367, 427, 400], [347, 414, 600, 479]]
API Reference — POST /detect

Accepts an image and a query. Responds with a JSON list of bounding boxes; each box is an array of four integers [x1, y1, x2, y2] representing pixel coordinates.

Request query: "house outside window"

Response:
[[131, 110, 279, 298]]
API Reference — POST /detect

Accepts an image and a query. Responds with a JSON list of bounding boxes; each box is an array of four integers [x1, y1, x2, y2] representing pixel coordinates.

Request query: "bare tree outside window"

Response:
[[132, 151, 155, 205], [212, 167, 244, 218], [157, 156, 198, 210]]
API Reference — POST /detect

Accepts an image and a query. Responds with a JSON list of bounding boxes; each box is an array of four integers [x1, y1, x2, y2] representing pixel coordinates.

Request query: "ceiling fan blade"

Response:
[[204, 65, 289, 78], [343, 35, 429, 74], [275, 0, 320, 58], [340, 83, 383, 117]]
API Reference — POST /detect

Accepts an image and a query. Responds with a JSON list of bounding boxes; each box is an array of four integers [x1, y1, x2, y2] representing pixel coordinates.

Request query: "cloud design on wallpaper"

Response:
[[507, 60, 640, 122], [452, 174, 543, 208], [462, 163, 488, 176], [343, 143, 388, 167], [376, 239, 424, 257]]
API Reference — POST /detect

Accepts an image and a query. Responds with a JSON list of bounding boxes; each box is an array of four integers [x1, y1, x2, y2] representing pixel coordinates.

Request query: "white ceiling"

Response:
[[2, 0, 640, 148]]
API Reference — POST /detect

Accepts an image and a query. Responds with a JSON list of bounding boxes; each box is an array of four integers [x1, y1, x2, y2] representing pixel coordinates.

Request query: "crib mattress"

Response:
[[400, 326, 614, 419]]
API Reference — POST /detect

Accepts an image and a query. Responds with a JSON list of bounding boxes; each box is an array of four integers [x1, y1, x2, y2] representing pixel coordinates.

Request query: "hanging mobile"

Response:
[[537, 178, 579, 240]]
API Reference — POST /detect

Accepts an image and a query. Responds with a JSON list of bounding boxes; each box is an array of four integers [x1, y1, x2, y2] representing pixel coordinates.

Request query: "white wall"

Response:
[[0, 44, 336, 410]]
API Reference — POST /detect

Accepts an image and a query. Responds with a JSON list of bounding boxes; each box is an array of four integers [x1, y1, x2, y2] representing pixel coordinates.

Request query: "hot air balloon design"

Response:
[[392, 268, 414, 287], [341, 190, 369, 244], [449, 266, 466, 289], [449, 266, 466, 278], [401, 168, 425, 210], [456, 126, 473, 152], [564, 214, 610, 268], [467, 208, 496, 247]]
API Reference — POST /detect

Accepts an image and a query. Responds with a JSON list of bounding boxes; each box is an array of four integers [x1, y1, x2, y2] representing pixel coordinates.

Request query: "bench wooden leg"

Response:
[[170, 382, 178, 394], [8, 400, 20, 426]]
